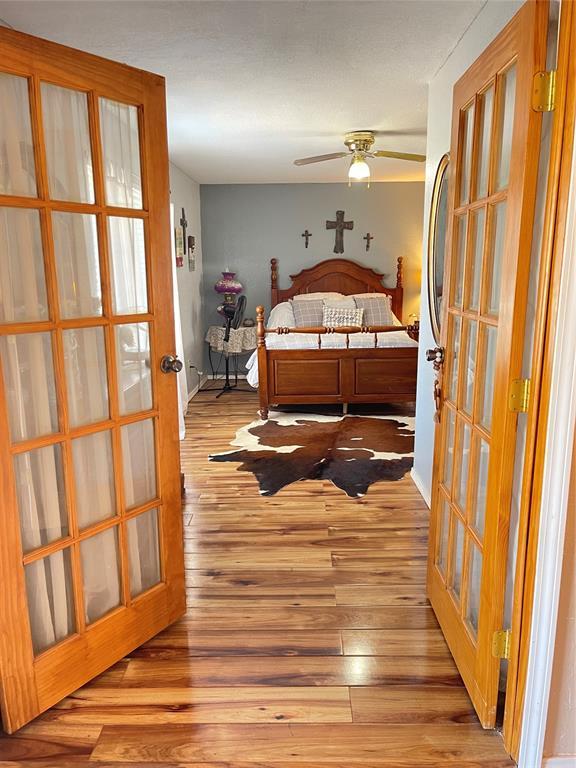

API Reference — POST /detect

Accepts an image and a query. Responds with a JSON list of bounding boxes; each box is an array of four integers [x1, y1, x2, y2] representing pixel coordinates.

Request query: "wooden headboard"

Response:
[[270, 257, 404, 319]]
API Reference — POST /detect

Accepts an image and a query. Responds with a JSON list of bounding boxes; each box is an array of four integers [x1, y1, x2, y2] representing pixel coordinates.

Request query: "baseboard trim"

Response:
[[410, 467, 431, 508], [187, 375, 208, 401], [543, 758, 576, 767]]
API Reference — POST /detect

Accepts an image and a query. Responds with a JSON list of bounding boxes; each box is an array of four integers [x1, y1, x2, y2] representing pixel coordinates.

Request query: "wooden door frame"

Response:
[[501, 0, 576, 762]]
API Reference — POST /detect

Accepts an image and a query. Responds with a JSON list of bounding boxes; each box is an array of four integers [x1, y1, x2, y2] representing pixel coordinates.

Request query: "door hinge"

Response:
[[509, 378, 531, 413], [492, 629, 512, 660], [532, 70, 556, 112]]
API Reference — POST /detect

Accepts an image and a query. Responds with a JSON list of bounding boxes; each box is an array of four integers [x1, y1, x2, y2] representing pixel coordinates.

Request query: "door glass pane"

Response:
[[441, 408, 456, 492], [466, 207, 485, 312], [0, 332, 58, 442], [72, 431, 116, 529], [81, 526, 121, 624], [446, 314, 462, 403], [459, 103, 475, 205], [14, 444, 68, 553], [52, 212, 102, 319], [0, 207, 48, 323], [480, 325, 498, 431], [41, 83, 94, 204], [127, 507, 161, 597], [63, 327, 109, 428], [451, 216, 467, 308], [108, 217, 148, 314], [0, 73, 37, 196], [495, 64, 517, 191], [466, 544, 483, 638], [455, 421, 471, 511], [462, 321, 478, 416], [475, 86, 494, 199], [436, 498, 450, 577], [450, 515, 465, 600], [99, 98, 143, 209], [121, 418, 157, 508], [486, 201, 507, 316], [471, 437, 490, 539], [115, 322, 152, 415], [25, 548, 75, 655]]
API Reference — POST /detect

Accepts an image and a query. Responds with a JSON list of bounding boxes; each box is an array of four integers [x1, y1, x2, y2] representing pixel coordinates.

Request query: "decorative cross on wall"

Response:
[[301, 229, 312, 248], [364, 232, 374, 251], [326, 210, 353, 254], [180, 208, 188, 244]]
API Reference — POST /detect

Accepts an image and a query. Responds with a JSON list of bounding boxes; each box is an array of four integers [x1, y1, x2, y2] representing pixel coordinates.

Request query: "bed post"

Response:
[[270, 258, 279, 307], [395, 256, 404, 321], [256, 306, 269, 420]]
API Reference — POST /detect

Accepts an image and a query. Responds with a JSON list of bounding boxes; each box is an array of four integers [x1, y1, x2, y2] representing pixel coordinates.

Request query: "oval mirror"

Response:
[[428, 153, 450, 344]]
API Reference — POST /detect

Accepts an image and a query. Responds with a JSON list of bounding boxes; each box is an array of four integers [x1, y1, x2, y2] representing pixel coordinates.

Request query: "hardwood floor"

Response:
[[0, 391, 514, 766]]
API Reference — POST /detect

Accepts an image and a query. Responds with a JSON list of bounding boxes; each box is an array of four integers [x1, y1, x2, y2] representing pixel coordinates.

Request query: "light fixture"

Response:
[[348, 152, 370, 185]]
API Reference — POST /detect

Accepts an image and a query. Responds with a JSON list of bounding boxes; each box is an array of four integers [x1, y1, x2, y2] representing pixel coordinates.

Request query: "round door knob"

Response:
[[160, 355, 183, 374], [426, 347, 444, 364]]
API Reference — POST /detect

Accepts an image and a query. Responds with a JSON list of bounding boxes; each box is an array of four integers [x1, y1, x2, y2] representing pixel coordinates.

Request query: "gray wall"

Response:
[[200, 182, 424, 368], [169, 162, 204, 393]]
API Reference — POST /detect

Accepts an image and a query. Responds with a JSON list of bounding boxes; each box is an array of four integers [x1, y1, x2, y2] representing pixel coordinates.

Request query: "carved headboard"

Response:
[[270, 257, 404, 320]]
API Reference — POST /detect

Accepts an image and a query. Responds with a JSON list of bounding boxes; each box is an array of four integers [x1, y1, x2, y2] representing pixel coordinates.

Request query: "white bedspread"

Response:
[[246, 330, 417, 388]]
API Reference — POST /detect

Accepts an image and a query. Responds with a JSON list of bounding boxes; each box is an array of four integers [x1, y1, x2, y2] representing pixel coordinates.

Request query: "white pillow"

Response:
[[323, 306, 364, 327], [323, 296, 356, 310], [291, 292, 343, 301], [268, 301, 295, 328]]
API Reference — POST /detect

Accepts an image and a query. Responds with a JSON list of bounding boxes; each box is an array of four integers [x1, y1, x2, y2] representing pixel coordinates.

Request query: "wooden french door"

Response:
[[0, 29, 185, 732], [427, 1, 548, 728]]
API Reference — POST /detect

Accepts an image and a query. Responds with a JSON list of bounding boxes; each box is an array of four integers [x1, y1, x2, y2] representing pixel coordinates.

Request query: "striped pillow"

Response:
[[322, 306, 364, 327], [353, 296, 395, 326]]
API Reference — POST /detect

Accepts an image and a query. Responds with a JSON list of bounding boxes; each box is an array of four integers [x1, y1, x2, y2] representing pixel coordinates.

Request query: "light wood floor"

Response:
[[0, 391, 514, 766]]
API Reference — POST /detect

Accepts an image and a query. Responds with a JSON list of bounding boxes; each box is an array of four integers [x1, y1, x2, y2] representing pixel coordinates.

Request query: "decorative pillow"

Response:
[[322, 306, 364, 327], [268, 301, 295, 328], [292, 298, 324, 327], [354, 295, 396, 326], [291, 292, 343, 301]]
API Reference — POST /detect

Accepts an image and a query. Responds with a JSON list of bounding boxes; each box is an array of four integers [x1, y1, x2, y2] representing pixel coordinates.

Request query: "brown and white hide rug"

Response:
[[209, 412, 414, 497]]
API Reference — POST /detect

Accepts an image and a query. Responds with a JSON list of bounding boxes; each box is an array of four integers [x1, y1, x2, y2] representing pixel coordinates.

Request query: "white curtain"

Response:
[[0, 78, 161, 651]]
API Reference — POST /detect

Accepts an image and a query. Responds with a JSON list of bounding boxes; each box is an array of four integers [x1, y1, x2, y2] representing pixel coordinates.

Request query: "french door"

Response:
[[0, 28, 185, 732], [427, 1, 548, 728]]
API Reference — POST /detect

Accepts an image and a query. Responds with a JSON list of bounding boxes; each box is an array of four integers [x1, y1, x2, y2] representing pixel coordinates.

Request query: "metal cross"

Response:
[[326, 210, 354, 254], [364, 232, 374, 251], [301, 229, 312, 248]]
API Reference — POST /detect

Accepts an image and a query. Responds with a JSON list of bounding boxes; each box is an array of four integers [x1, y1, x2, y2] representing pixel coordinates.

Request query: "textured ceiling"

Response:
[[0, 0, 488, 183]]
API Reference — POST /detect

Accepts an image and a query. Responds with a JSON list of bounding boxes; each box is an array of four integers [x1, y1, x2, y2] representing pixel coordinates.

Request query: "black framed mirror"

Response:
[[427, 153, 450, 344]]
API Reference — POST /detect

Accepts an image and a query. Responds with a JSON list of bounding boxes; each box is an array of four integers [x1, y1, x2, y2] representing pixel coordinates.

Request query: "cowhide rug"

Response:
[[209, 412, 414, 497]]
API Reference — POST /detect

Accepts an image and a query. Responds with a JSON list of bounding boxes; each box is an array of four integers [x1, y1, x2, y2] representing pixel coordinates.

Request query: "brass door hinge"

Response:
[[509, 378, 531, 413], [532, 70, 556, 112], [492, 629, 512, 660]]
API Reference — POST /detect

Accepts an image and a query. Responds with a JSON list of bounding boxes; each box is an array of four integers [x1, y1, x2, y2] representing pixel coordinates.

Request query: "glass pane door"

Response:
[[426, 1, 547, 729], [0, 27, 184, 733]]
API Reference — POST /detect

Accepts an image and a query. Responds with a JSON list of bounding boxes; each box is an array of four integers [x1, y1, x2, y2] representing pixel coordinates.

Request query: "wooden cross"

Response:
[[180, 208, 188, 243], [364, 232, 374, 251], [326, 210, 353, 254], [301, 229, 312, 248]]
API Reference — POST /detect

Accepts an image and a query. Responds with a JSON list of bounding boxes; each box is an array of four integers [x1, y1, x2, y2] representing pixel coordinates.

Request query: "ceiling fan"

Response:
[[294, 131, 425, 183]]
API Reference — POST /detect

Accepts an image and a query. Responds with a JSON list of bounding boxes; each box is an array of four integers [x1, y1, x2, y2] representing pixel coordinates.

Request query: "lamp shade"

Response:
[[214, 270, 243, 295]]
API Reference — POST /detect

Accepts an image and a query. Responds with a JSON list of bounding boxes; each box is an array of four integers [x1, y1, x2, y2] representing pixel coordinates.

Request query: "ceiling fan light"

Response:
[[348, 154, 370, 180]]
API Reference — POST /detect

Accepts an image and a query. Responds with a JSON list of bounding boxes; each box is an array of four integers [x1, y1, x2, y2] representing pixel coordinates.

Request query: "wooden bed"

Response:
[[255, 257, 419, 419]]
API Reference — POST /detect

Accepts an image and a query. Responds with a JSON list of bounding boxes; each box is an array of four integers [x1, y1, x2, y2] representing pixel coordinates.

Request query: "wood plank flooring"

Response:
[[0, 392, 514, 766]]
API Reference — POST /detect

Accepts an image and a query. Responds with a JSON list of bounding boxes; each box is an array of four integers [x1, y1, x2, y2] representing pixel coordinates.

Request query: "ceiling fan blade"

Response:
[[293, 152, 348, 166], [373, 150, 426, 162]]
